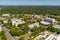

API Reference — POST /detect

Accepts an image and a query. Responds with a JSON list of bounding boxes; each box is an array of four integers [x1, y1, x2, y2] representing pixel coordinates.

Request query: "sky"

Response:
[[0, 0, 60, 5]]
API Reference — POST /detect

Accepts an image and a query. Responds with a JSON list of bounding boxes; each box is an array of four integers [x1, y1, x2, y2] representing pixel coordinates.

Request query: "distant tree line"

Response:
[[0, 6, 60, 16]]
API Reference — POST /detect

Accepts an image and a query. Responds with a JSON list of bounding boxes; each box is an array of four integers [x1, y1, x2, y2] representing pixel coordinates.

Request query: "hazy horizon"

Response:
[[0, 0, 60, 5]]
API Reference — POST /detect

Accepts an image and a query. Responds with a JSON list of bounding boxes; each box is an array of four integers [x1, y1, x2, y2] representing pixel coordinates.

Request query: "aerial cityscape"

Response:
[[0, 0, 60, 40]]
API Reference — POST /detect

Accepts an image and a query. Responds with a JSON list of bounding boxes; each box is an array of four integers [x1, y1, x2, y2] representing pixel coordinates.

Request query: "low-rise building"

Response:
[[3, 20, 8, 24], [2, 14, 10, 17], [35, 31, 50, 40], [52, 25, 60, 29], [11, 18, 25, 26], [45, 34, 56, 40], [56, 34, 60, 40], [45, 34, 60, 40], [28, 22, 39, 29], [41, 18, 56, 25], [32, 15, 41, 18], [35, 32, 60, 40], [30, 17, 36, 23]]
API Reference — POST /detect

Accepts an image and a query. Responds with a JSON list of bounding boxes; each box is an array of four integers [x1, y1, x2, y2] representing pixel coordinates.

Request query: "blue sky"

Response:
[[0, 0, 60, 5]]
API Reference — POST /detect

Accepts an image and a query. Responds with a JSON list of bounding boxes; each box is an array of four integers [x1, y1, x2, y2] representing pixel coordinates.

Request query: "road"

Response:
[[3, 27, 19, 40]]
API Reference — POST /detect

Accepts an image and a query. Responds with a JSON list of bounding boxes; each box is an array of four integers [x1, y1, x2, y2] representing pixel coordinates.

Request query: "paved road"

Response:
[[3, 27, 19, 40]]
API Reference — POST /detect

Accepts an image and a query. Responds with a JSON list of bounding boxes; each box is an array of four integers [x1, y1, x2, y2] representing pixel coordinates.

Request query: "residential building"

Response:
[[11, 18, 25, 26], [3, 20, 8, 23], [35, 31, 50, 40], [30, 17, 36, 23], [32, 15, 41, 18], [56, 34, 60, 40], [44, 18, 55, 23], [28, 22, 39, 29], [45, 34, 56, 40], [52, 25, 60, 29], [45, 34, 60, 40], [35, 33, 60, 40], [41, 18, 56, 25], [2, 14, 10, 17]]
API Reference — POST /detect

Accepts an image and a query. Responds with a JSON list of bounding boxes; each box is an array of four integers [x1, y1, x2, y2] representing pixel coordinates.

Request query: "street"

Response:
[[3, 27, 19, 40]]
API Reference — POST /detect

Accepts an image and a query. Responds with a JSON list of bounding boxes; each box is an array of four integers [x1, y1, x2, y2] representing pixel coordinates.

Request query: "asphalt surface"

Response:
[[3, 27, 19, 40]]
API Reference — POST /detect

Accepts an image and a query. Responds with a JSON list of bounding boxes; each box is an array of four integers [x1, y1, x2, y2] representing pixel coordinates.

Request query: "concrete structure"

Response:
[[0, 25, 2, 31], [45, 34, 56, 40], [35, 31, 60, 40], [11, 18, 25, 26], [35, 34, 60, 40], [35, 31, 50, 40], [41, 21, 50, 25], [2, 14, 10, 17], [28, 22, 39, 29], [3, 27, 18, 40], [41, 18, 55, 25], [56, 34, 60, 40], [32, 15, 41, 18], [45, 18, 55, 23], [3, 20, 8, 23], [52, 25, 60, 29], [45, 34, 60, 40], [30, 17, 36, 22]]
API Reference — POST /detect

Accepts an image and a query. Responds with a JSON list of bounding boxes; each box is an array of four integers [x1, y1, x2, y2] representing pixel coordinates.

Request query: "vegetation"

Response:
[[41, 37, 45, 40], [9, 27, 22, 36], [9, 25, 29, 36], [31, 27, 45, 37], [0, 6, 60, 16], [47, 26, 58, 32], [19, 37, 24, 40], [0, 31, 7, 40], [1, 6, 60, 40]]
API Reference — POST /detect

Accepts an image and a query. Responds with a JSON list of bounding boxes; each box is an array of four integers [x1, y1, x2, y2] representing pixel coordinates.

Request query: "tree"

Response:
[[47, 26, 58, 32], [10, 28, 22, 36], [19, 37, 24, 40], [0, 31, 7, 40]]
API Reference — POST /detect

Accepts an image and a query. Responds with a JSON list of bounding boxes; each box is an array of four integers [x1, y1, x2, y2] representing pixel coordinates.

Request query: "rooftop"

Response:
[[53, 25, 60, 29]]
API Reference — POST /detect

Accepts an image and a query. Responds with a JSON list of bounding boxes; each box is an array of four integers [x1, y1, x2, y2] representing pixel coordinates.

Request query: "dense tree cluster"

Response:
[[0, 31, 7, 40], [0, 6, 60, 16], [47, 26, 58, 32], [31, 27, 45, 37], [9, 28, 22, 36]]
